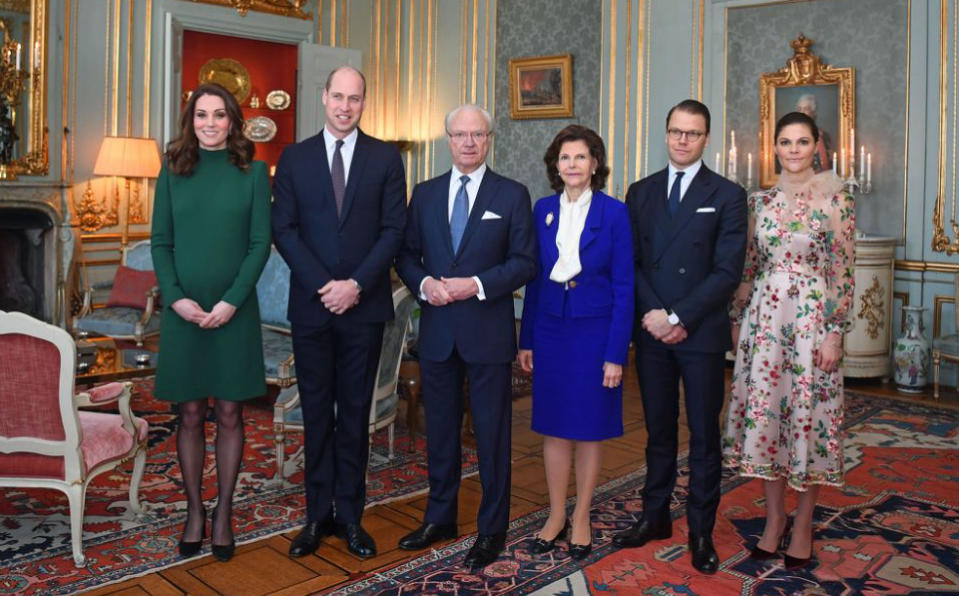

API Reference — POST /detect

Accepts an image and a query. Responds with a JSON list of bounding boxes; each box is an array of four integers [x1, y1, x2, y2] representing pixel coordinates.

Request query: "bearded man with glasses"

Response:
[[613, 99, 748, 574]]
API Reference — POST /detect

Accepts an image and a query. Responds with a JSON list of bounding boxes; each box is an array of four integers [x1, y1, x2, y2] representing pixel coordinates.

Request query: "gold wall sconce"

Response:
[[76, 136, 161, 234]]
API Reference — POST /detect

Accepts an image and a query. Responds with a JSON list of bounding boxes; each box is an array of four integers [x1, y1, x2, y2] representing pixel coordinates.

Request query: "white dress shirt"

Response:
[[323, 127, 358, 182], [549, 189, 592, 283], [666, 158, 702, 203], [419, 164, 488, 301]]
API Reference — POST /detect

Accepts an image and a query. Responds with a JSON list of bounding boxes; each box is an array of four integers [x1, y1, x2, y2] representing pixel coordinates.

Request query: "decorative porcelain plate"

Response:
[[243, 115, 277, 142], [198, 58, 251, 104], [265, 89, 291, 110]]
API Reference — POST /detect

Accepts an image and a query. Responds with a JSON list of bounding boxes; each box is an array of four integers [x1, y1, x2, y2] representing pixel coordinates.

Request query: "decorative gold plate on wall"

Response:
[[243, 115, 277, 142], [265, 89, 291, 110], [198, 58, 251, 105]]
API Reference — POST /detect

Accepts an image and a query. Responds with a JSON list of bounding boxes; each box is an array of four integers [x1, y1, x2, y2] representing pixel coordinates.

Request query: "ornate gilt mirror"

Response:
[[0, 0, 47, 179]]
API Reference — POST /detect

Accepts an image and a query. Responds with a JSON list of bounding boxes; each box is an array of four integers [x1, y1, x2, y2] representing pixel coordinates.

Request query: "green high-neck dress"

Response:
[[151, 149, 271, 402]]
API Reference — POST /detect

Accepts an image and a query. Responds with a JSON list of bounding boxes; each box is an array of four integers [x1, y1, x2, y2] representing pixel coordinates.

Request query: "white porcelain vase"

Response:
[[893, 306, 930, 393]]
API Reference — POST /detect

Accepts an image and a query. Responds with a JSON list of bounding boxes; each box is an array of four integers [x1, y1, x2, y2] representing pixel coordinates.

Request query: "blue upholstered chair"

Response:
[[256, 247, 296, 388], [932, 274, 959, 399], [273, 285, 416, 481], [74, 241, 160, 346]]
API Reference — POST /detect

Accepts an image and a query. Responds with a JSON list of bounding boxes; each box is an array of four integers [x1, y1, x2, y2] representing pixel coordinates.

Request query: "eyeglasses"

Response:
[[667, 128, 705, 141], [448, 131, 490, 143]]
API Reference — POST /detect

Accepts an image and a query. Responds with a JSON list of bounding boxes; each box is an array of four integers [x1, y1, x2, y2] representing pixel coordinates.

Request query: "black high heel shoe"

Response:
[[749, 517, 792, 561], [567, 521, 592, 561], [179, 507, 207, 558], [529, 520, 569, 554], [211, 507, 236, 562]]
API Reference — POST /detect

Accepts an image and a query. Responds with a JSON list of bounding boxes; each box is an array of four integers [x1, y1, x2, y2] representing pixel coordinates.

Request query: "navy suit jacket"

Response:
[[625, 164, 747, 353], [272, 129, 407, 326], [396, 168, 536, 364], [518, 191, 635, 365]]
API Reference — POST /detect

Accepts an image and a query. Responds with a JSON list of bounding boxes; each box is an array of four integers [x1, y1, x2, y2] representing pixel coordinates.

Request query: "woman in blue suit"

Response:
[[518, 125, 634, 559]]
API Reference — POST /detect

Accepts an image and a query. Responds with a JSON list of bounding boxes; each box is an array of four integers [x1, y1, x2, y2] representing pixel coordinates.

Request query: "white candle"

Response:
[[832, 152, 837, 173], [715, 152, 722, 176], [860, 145, 866, 178], [867, 153, 872, 186], [747, 152, 753, 182], [841, 148, 846, 178], [850, 128, 855, 158], [14, 43, 20, 71]]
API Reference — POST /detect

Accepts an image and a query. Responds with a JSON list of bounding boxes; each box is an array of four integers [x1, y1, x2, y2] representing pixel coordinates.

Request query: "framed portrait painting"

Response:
[[759, 35, 855, 188], [509, 54, 573, 120]]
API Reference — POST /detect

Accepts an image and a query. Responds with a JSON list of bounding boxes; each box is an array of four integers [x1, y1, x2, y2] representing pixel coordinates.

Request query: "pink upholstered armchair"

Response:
[[0, 310, 149, 567]]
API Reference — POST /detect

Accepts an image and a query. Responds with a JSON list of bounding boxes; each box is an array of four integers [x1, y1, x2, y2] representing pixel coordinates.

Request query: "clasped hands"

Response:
[[422, 276, 478, 306], [318, 279, 361, 315], [643, 308, 687, 344], [172, 298, 236, 329], [518, 350, 623, 388]]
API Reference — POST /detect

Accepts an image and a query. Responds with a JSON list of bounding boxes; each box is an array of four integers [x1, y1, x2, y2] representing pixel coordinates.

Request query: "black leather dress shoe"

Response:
[[611, 518, 672, 548], [529, 520, 569, 555], [288, 516, 335, 558], [464, 533, 506, 570], [335, 523, 377, 558], [399, 522, 458, 550], [689, 534, 719, 574]]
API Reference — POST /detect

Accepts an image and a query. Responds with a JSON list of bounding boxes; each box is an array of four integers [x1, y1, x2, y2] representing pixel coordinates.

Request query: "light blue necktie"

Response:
[[450, 175, 470, 251]]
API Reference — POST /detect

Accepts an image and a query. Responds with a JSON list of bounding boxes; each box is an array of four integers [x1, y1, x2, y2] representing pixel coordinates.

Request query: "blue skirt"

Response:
[[530, 297, 624, 441]]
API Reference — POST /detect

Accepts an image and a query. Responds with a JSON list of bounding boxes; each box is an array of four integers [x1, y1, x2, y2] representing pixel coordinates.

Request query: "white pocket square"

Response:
[[696, 207, 716, 213], [481, 210, 502, 220]]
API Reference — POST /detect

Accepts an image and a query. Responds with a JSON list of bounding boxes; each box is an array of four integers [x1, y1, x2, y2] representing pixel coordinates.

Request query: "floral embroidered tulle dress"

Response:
[[723, 171, 855, 490]]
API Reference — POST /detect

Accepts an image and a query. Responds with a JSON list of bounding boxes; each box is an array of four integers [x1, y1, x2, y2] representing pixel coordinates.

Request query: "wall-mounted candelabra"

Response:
[[0, 37, 28, 180]]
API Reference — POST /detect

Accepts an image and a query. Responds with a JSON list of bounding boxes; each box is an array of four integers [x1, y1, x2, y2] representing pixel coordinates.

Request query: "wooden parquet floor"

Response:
[[84, 359, 958, 596]]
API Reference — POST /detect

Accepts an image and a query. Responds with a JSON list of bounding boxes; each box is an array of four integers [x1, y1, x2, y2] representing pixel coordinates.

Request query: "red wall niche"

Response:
[[181, 30, 297, 175]]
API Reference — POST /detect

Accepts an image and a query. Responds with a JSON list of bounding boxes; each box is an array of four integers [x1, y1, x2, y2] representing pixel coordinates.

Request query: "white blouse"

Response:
[[549, 189, 592, 283]]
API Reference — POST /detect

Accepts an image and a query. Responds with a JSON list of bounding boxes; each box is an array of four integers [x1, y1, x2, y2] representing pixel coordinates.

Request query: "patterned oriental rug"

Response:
[[0, 379, 479, 596], [322, 392, 959, 596]]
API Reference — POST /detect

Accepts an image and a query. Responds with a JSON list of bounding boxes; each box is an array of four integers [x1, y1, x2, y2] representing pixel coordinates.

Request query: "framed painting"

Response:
[[508, 54, 573, 120], [759, 34, 855, 188]]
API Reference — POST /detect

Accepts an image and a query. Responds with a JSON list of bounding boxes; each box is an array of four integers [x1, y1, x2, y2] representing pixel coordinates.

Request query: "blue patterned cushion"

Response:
[[256, 248, 291, 329], [125, 241, 154, 271], [374, 392, 399, 421], [262, 328, 294, 379], [933, 334, 959, 355], [76, 307, 161, 337], [275, 389, 397, 428]]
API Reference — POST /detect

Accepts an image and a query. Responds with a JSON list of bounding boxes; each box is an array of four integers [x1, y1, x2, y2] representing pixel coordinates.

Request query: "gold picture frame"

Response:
[[508, 54, 573, 120], [759, 34, 855, 188]]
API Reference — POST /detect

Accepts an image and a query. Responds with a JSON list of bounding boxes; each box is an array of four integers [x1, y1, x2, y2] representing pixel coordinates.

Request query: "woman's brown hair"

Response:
[[543, 125, 610, 193], [165, 83, 254, 176]]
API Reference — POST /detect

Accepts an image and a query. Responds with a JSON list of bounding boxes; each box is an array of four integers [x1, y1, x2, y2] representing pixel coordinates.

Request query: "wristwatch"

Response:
[[350, 279, 362, 292], [667, 310, 681, 326]]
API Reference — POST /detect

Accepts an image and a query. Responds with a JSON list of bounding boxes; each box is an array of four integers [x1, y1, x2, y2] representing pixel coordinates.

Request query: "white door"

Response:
[[296, 43, 362, 141]]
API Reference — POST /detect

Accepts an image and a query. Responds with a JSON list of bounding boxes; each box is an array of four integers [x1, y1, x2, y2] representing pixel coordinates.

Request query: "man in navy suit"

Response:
[[395, 104, 536, 569], [272, 66, 406, 560], [612, 100, 747, 574]]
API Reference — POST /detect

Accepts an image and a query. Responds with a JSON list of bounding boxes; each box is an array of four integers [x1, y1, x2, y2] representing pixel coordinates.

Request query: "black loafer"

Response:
[[612, 517, 672, 548], [398, 522, 458, 550], [529, 520, 569, 555], [689, 534, 719, 574], [335, 523, 377, 558], [464, 532, 506, 570], [288, 515, 335, 558]]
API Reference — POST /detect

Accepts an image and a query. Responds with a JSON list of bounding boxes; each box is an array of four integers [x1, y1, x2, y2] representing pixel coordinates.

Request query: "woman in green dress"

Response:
[[151, 82, 271, 561]]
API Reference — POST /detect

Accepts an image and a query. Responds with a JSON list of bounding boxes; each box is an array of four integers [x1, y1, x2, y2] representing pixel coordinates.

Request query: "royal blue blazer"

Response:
[[518, 191, 635, 365]]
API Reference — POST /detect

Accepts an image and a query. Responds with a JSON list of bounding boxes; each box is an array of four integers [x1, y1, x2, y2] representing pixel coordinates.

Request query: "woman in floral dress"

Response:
[[723, 111, 855, 569]]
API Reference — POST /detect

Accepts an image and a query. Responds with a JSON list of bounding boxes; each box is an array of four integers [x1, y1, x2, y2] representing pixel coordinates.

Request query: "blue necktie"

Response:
[[450, 175, 470, 251], [668, 170, 684, 217]]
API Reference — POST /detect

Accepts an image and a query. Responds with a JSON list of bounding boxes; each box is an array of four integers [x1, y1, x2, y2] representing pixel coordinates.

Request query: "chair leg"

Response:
[[933, 351, 941, 400], [129, 445, 146, 516], [66, 484, 87, 568], [388, 422, 395, 462], [275, 427, 286, 485]]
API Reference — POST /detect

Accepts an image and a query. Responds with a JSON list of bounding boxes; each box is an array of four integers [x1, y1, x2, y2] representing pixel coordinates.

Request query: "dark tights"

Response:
[[177, 398, 245, 546]]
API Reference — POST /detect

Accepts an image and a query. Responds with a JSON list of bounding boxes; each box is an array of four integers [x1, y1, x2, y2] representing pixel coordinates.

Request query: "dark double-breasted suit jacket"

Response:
[[626, 163, 747, 536], [272, 128, 406, 523]]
